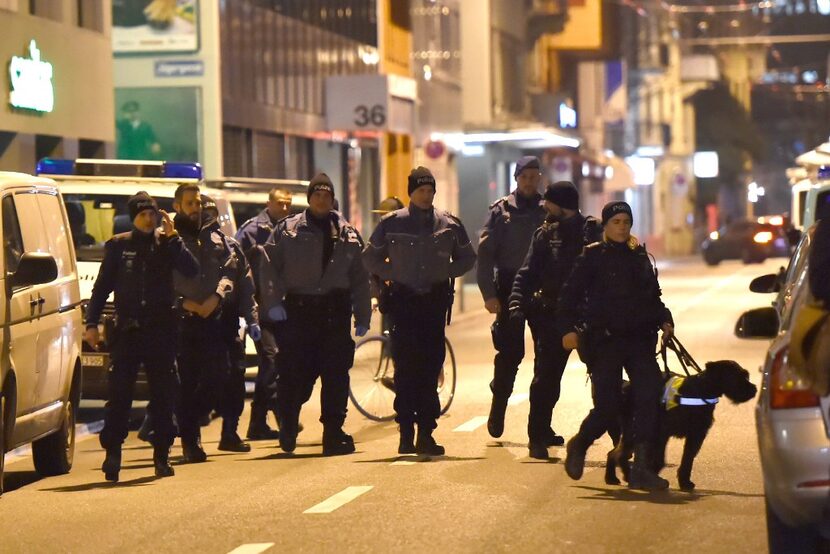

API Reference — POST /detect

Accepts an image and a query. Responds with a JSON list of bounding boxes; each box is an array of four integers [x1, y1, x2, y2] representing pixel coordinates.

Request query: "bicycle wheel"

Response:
[[438, 337, 457, 416], [349, 336, 397, 422]]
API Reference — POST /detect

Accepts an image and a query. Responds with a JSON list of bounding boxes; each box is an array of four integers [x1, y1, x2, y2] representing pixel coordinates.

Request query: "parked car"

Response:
[[0, 172, 83, 495], [204, 177, 309, 226], [35, 158, 236, 400], [701, 218, 791, 265], [735, 228, 830, 552]]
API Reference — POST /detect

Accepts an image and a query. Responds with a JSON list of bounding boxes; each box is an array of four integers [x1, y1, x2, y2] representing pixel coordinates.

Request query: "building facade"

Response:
[[0, 1, 113, 173]]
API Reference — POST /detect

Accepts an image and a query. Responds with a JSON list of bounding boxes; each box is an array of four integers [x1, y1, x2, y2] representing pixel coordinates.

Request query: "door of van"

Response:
[[35, 190, 79, 406], [2, 193, 40, 425], [11, 191, 64, 422]]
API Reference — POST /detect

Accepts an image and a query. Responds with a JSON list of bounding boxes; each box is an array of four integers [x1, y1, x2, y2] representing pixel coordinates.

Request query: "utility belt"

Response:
[[284, 289, 351, 311], [387, 280, 454, 323], [528, 290, 557, 315], [114, 313, 176, 332]]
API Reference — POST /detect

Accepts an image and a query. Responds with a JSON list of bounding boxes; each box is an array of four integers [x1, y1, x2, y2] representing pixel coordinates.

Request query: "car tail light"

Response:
[[754, 231, 774, 244], [770, 347, 820, 409]]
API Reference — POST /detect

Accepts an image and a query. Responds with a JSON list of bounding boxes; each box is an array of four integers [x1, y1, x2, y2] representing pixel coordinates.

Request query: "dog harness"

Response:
[[662, 376, 719, 410]]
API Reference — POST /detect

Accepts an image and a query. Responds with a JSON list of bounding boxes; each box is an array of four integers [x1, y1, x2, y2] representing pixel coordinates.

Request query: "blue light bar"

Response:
[[819, 165, 830, 180], [163, 162, 202, 179], [36, 158, 74, 175]]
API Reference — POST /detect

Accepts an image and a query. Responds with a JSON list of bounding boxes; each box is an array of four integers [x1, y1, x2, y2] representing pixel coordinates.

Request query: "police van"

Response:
[[0, 172, 83, 494], [35, 158, 237, 400], [801, 166, 830, 230]]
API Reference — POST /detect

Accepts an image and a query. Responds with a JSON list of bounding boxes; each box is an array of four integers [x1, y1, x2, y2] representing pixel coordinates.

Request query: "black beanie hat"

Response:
[[514, 156, 541, 177], [601, 201, 633, 226], [544, 181, 579, 210], [128, 191, 158, 221], [408, 166, 436, 196], [307, 173, 335, 201]]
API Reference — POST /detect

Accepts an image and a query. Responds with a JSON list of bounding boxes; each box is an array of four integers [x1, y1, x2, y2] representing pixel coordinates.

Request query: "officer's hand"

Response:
[[355, 325, 369, 337], [182, 298, 201, 314], [83, 327, 100, 350], [248, 323, 262, 342], [371, 297, 379, 312], [484, 297, 501, 314], [268, 305, 287, 321], [159, 210, 174, 236], [199, 294, 220, 318], [661, 323, 674, 345], [562, 332, 579, 351]]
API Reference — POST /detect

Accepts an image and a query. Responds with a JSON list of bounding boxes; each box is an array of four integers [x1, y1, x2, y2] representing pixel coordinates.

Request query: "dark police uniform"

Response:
[[259, 209, 370, 455], [477, 191, 546, 436], [363, 205, 476, 453], [509, 213, 601, 454], [236, 209, 283, 438], [87, 226, 199, 479], [174, 212, 258, 461], [558, 238, 673, 488]]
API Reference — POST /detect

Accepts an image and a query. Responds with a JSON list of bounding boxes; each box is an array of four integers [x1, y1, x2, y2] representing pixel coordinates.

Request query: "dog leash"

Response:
[[660, 335, 703, 377]]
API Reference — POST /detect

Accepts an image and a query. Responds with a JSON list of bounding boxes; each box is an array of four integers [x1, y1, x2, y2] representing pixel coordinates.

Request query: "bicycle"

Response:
[[349, 331, 457, 422]]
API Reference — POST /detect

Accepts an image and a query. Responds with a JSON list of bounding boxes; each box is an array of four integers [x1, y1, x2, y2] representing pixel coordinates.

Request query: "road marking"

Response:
[[508, 392, 529, 406], [303, 486, 374, 514], [453, 415, 488, 432], [391, 460, 417, 466], [227, 544, 274, 554], [672, 266, 751, 315]]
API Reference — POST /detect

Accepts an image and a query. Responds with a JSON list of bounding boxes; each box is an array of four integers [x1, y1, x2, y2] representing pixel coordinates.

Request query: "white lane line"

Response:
[[391, 460, 417, 466], [227, 544, 275, 554], [303, 486, 374, 514], [672, 266, 750, 315], [453, 415, 488, 432], [508, 392, 529, 406]]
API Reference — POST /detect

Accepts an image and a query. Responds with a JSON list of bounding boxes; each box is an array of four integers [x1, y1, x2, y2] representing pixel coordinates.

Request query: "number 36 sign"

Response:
[[325, 74, 416, 133]]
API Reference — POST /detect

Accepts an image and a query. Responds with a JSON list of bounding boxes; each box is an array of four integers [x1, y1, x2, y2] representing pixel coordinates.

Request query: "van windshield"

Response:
[[63, 193, 175, 261]]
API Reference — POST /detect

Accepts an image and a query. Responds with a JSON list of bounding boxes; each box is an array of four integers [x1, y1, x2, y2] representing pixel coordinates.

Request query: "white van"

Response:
[[0, 172, 83, 495], [35, 159, 236, 400], [801, 170, 830, 229]]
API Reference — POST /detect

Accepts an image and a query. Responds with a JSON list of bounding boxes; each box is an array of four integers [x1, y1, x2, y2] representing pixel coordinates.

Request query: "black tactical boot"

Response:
[[153, 445, 175, 478], [487, 394, 509, 438], [629, 444, 669, 491], [528, 441, 549, 460], [398, 423, 416, 454], [415, 427, 445, 456], [218, 433, 252, 453], [322, 427, 356, 456], [279, 412, 299, 453], [181, 438, 207, 463], [564, 435, 589, 480], [102, 447, 121, 482], [545, 428, 565, 447], [247, 404, 280, 440]]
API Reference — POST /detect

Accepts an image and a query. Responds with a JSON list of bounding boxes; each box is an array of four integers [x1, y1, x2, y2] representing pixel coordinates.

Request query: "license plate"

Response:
[[82, 354, 106, 367]]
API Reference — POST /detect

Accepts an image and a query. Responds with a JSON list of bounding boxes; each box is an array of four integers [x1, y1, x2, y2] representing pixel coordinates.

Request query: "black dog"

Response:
[[605, 360, 757, 491]]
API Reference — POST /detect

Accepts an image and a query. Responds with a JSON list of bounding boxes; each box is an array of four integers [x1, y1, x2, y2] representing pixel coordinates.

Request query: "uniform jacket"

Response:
[[259, 209, 371, 328], [476, 192, 546, 300], [85, 228, 199, 327], [174, 212, 258, 326], [362, 205, 477, 294], [235, 209, 277, 258], [557, 239, 673, 337], [509, 213, 601, 314]]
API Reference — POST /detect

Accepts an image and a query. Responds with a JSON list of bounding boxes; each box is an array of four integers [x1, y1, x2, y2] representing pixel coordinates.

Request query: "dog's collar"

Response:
[[663, 376, 719, 409], [677, 397, 719, 406]]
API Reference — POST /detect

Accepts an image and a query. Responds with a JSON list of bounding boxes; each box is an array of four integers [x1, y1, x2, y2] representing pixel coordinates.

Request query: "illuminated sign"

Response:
[[694, 151, 719, 178], [9, 40, 54, 113], [559, 102, 577, 129]]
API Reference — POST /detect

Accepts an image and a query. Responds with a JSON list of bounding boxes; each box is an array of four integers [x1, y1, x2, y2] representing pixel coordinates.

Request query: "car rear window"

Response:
[[816, 190, 830, 221]]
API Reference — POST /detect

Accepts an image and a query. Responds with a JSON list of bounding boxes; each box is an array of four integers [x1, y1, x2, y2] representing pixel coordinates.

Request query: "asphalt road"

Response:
[[0, 257, 785, 553]]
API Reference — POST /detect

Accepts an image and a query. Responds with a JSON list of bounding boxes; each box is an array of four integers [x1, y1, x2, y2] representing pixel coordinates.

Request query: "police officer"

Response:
[[173, 183, 260, 463], [259, 173, 371, 456], [363, 167, 476, 455], [236, 188, 292, 440], [477, 156, 546, 439], [508, 181, 601, 459], [558, 201, 674, 490], [85, 192, 199, 482]]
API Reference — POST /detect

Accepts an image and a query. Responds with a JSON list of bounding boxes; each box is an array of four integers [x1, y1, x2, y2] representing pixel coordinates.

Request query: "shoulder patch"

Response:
[[489, 196, 510, 210]]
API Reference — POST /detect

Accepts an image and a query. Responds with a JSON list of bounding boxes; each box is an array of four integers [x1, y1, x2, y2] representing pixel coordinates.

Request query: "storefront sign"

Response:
[[8, 40, 54, 113], [154, 60, 204, 78]]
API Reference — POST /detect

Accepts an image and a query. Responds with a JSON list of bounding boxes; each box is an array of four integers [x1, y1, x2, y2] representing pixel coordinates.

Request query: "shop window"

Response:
[[79, 139, 105, 158], [77, 0, 104, 32], [36, 134, 62, 161], [29, 0, 62, 21]]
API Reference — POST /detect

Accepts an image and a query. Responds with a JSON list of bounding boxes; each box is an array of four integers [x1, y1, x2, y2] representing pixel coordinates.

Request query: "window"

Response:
[[2, 195, 24, 274], [29, 0, 62, 21], [77, 0, 104, 32]]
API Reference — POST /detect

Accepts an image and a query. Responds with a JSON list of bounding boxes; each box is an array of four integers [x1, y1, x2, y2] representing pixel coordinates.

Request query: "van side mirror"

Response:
[[750, 270, 783, 294], [9, 252, 58, 288], [735, 306, 779, 339]]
